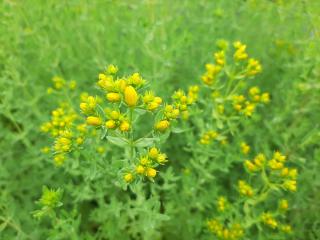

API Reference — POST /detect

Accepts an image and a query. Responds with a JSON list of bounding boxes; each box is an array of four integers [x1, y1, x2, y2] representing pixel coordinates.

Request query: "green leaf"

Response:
[[134, 108, 147, 115], [100, 128, 108, 139], [171, 127, 189, 133], [107, 136, 129, 147], [135, 137, 158, 147], [159, 130, 171, 143]]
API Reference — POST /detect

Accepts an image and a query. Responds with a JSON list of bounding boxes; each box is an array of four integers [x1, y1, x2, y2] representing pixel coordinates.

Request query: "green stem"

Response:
[[129, 108, 134, 162]]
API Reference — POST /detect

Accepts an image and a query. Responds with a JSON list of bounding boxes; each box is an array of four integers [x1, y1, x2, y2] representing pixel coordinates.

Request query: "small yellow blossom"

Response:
[[146, 168, 157, 178], [140, 156, 149, 165], [157, 153, 167, 164], [124, 173, 133, 183], [124, 86, 139, 107], [54, 154, 66, 166], [119, 121, 130, 132], [148, 147, 159, 159], [261, 92, 270, 103], [244, 160, 257, 172], [76, 137, 84, 145], [106, 92, 121, 102], [106, 64, 118, 74], [280, 224, 292, 233], [110, 110, 120, 120], [238, 180, 254, 197], [105, 120, 116, 129], [241, 142, 250, 155], [261, 212, 278, 229], [86, 116, 102, 126], [217, 196, 227, 212], [155, 120, 170, 132], [246, 58, 262, 76], [284, 180, 297, 192], [69, 80, 77, 90], [135, 165, 145, 174], [279, 199, 288, 211]]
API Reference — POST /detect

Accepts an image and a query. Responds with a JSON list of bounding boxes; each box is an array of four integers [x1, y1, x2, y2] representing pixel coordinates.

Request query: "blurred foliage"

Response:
[[0, 0, 319, 239]]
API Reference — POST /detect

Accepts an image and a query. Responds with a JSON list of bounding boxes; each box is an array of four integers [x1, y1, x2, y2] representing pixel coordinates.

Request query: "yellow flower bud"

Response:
[[172, 109, 180, 118], [105, 120, 116, 129], [107, 64, 118, 74], [261, 93, 270, 103], [117, 79, 127, 92], [146, 168, 157, 178], [136, 165, 145, 174], [110, 110, 120, 120], [140, 157, 149, 165], [244, 160, 257, 172], [155, 120, 170, 132], [241, 142, 250, 154], [54, 154, 65, 166], [124, 173, 133, 183], [279, 199, 288, 211], [154, 97, 162, 104], [41, 146, 50, 154], [148, 147, 159, 159], [284, 180, 297, 192], [106, 92, 121, 102], [124, 86, 138, 107], [157, 153, 167, 164], [119, 121, 130, 132], [147, 101, 159, 111], [80, 103, 88, 112], [77, 124, 87, 133], [289, 168, 297, 179], [86, 116, 102, 126], [76, 137, 84, 145]]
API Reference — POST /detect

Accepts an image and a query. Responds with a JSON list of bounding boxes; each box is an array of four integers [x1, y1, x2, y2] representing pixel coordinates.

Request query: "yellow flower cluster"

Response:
[[104, 108, 130, 132], [142, 91, 162, 111], [202, 63, 222, 85], [232, 87, 269, 117], [244, 153, 266, 172], [201, 40, 263, 86], [40, 104, 78, 137], [233, 41, 248, 61], [242, 149, 297, 192], [44, 64, 187, 181], [238, 180, 254, 197], [233, 41, 262, 76], [261, 212, 278, 229], [80, 95, 98, 115], [124, 147, 168, 183], [207, 219, 244, 240], [246, 58, 262, 76], [240, 142, 250, 155], [207, 145, 297, 238], [98, 65, 145, 106], [40, 103, 88, 166], [261, 211, 292, 233], [172, 87, 199, 120], [187, 85, 199, 104], [200, 130, 218, 145], [248, 86, 270, 103], [269, 151, 297, 192], [94, 65, 180, 134], [279, 199, 288, 211], [47, 76, 77, 94], [217, 196, 227, 212], [214, 50, 226, 66]]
